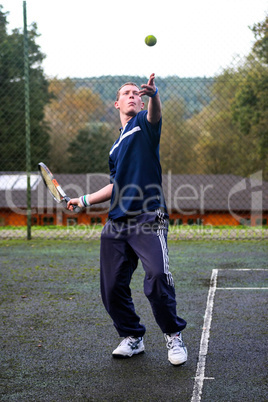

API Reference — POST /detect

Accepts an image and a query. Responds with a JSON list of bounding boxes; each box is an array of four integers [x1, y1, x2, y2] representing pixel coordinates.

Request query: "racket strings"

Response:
[[40, 167, 62, 202]]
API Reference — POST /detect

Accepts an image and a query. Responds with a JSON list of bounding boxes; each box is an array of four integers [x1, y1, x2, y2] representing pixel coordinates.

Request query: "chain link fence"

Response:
[[0, 5, 267, 240]]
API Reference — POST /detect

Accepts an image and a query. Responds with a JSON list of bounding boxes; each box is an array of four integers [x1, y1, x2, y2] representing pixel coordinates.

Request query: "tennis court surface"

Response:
[[0, 239, 267, 401]]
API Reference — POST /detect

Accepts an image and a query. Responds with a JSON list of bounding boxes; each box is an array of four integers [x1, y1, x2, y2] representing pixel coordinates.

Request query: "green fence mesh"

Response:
[[0, 4, 267, 240]]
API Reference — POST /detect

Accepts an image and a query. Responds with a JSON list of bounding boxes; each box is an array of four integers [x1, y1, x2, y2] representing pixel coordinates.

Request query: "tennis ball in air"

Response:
[[145, 35, 157, 47]]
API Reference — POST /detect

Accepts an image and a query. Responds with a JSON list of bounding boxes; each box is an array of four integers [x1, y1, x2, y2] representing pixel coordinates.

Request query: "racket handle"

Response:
[[65, 196, 81, 213]]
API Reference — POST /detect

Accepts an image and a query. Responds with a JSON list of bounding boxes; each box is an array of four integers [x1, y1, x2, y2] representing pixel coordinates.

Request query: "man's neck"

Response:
[[120, 112, 136, 128]]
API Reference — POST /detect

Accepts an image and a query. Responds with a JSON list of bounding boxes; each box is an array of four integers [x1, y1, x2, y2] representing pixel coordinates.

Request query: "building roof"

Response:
[[0, 172, 267, 213], [162, 173, 268, 212]]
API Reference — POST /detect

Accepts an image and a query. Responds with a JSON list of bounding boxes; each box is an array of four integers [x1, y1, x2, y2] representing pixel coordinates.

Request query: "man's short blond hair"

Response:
[[116, 82, 140, 101]]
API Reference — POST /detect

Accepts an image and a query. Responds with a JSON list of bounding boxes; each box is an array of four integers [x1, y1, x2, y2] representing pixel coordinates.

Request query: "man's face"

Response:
[[115, 84, 144, 116]]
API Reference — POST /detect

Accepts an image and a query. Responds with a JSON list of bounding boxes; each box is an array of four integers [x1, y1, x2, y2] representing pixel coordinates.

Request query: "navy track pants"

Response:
[[100, 210, 187, 337]]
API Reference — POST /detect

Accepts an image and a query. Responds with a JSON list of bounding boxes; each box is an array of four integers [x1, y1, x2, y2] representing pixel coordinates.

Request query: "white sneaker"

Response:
[[164, 332, 187, 365], [112, 336, 145, 358]]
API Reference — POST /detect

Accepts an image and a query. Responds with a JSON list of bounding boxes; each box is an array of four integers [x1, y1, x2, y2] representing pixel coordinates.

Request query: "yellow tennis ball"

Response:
[[145, 35, 157, 47]]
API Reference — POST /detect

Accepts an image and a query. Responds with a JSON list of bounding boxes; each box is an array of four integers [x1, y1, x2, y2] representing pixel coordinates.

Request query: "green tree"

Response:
[[231, 15, 268, 173], [232, 61, 268, 161], [67, 123, 115, 173], [161, 97, 198, 173], [45, 78, 106, 173], [187, 15, 268, 179], [251, 15, 268, 64], [194, 69, 264, 176], [0, 5, 51, 171]]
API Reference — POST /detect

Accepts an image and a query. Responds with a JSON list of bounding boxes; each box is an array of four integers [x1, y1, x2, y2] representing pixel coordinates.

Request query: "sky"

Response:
[[1, 0, 267, 79]]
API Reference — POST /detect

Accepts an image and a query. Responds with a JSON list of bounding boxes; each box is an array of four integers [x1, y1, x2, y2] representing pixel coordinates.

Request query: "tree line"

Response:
[[0, 5, 267, 179]]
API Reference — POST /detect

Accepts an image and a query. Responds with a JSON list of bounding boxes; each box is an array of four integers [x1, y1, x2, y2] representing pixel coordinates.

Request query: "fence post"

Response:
[[23, 1, 31, 240]]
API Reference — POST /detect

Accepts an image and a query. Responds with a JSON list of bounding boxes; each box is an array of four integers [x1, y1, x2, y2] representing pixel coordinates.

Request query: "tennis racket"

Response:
[[38, 162, 80, 212]]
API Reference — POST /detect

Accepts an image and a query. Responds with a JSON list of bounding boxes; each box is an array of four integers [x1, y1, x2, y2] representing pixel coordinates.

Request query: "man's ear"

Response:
[[114, 101, 120, 110], [141, 102, 145, 110]]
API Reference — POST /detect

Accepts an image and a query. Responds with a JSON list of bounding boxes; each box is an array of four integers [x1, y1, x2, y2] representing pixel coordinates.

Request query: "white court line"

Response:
[[191, 267, 267, 402], [217, 287, 268, 290], [191, 269, 218, 402], [218, 268, 267, 271]]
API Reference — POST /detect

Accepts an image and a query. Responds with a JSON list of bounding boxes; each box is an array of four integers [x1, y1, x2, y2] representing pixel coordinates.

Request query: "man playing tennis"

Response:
[[67, 73, 187, 365]]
